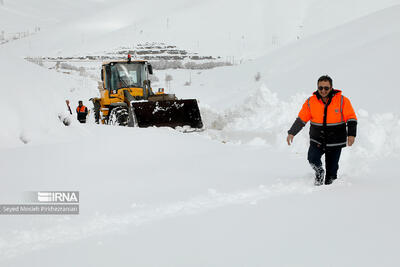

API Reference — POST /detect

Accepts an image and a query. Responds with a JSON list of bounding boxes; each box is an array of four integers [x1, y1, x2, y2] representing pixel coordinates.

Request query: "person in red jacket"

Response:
[[287, 75, 357, 185], [76, 100, 88, 123]]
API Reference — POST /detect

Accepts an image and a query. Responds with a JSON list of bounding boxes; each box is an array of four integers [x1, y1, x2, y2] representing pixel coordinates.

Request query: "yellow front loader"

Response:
[[91, 55, 203, 128]]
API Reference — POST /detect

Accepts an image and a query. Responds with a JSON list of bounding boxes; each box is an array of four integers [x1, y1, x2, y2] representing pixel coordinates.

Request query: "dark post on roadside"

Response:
[[65, 100, 72, 115]]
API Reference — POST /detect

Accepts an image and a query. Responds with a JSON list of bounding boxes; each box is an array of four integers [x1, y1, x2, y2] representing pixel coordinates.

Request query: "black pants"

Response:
[[77, 114, 87, 124], [307, 142, 342, 178]]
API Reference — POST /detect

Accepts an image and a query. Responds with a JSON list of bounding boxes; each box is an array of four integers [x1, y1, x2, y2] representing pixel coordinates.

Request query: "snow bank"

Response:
[[197, 83, 400, 188], [0, 51, 98, 148]]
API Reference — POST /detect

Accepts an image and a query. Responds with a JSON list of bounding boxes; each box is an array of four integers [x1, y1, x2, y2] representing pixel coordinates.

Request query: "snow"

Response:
[[1, 1, 400, 266], [3, 0, 400, 58]]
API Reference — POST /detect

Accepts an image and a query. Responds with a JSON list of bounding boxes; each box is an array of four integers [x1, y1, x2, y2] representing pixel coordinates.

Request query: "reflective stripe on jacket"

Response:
[[288, 89, 357, 148]]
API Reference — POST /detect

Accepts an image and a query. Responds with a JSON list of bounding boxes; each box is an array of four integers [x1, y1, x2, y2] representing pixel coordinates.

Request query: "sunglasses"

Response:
[[318, 86, 331, 91]]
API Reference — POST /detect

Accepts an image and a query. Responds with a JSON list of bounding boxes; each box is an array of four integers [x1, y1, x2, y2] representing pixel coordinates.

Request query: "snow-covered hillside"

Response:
[[168, 4, 400, 113], [1, 1, 400, 267], [2, 0, 400, 57]]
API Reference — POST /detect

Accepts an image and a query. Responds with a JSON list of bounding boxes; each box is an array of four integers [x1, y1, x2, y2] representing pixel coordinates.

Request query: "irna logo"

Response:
[[37, 191, 79, 203]]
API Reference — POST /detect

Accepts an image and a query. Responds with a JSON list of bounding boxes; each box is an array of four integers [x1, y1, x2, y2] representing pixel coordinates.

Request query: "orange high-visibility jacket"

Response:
[[76, 105, 88, 122], [288, 89, 357, 148], [76, 106, 87, 113]]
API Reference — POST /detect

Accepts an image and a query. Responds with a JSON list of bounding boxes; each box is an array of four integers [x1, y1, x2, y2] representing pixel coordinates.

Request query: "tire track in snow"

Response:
[[0, 178, 331, 260]]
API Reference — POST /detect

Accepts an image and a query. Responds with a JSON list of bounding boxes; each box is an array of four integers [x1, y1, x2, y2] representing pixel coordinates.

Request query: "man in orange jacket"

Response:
[[76, 100, 88, 123], [287, 75, 357, 185]]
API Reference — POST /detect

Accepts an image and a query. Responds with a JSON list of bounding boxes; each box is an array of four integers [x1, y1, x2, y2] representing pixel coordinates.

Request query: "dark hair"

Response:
[[78, 100, 83, 104], [318, 75, 333, 87]]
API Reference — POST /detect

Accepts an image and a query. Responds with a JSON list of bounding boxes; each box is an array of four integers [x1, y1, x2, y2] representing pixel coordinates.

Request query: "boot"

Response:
[[313, 167, 325, 186], [324, 175, 337, 185]]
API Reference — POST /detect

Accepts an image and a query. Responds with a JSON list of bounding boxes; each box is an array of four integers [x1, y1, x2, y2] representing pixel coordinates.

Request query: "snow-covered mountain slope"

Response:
[[169, 4, 400, 114], [0, 0, 125, 31], [2, 0, 400, 58], [258, 4, 400, 113], [1, 1, 400, 267]]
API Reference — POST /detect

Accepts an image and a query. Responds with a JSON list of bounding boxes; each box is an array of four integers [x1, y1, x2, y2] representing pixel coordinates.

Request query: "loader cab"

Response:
[[101, 61, 153, 93]]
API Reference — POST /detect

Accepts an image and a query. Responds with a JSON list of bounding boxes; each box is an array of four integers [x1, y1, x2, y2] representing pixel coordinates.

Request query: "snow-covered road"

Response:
[[1, 1, 400, 266]]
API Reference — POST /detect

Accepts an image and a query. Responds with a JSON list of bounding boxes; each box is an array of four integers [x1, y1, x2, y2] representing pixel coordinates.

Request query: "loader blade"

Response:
[[131, 99, 203, 128]]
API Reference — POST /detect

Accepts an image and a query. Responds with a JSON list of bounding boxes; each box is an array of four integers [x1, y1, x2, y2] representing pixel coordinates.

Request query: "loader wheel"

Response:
[[108, 106, 129, 126]]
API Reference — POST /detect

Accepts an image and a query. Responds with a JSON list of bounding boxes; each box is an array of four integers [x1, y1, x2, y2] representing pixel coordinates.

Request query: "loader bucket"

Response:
[[131, 99, 203, 128]]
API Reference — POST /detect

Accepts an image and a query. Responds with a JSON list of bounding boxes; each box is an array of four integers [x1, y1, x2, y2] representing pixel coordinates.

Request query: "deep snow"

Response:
[[1, 1, 400, 267]]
